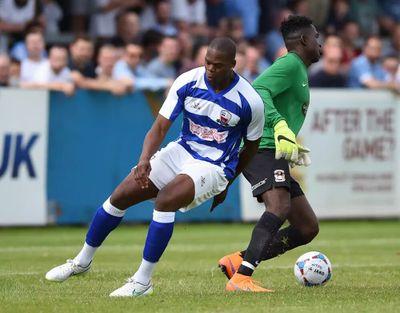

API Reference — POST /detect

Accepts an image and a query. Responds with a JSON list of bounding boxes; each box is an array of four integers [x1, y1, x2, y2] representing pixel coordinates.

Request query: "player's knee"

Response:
[[300, 221, 319, 243], [155, 192, 175, 212], [267, 202, 290, 220], [109, 190, 130, 210]]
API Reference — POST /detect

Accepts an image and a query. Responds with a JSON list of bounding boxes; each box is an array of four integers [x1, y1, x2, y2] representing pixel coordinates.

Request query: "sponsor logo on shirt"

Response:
[[274, 169, 286, 182], [189, 119, 228, 144]]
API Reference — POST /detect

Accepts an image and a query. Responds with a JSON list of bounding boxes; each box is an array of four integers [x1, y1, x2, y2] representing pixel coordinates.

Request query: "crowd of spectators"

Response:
[[0, 0, 399, 95]]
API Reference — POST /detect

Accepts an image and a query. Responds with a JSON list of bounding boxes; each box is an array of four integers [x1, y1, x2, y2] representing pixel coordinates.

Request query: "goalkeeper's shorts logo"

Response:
[[274, 169, 286, 182]]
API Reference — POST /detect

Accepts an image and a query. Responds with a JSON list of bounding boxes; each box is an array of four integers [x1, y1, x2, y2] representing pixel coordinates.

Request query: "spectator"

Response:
[[42, 0, 63, 35], [141, 0, 178, 36], [339, 20, 362, 66], [112, 42, 171, 91], [309, 35, 343, 75], [0, 54, 11, 86], [234, 49, 246, 76], [308, 0, 330, 30], [350, 0, 381, 36], [146, 36, 180, 79], [382, 55, 400, 84], [73, 44, 127, 95], [111, 11, 141, 47], [383, 24, 400, 58], [224, 0, 260, 38], [327, 0, 352, 34], [171, 0, 207, 36], [310, 45, 346, 88], [90, 0, 143, 39], [20, 29, 47, 83], [180, 43, 207, 73], [20, 46, 74, 96], [347, 36, 397, 91], [0, 0, 43, 52], [9, 57, 20, 86], [69, 35, 96, 78], [9, 20, 45, 61], [242, 45, 270, 82], [265, 8, 292, 62]]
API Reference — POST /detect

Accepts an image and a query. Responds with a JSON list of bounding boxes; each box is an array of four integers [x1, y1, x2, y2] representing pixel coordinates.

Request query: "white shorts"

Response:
[[148, 142, 229, 212]]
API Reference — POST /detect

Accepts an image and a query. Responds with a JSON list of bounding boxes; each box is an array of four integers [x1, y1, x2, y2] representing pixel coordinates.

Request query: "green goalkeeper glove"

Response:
[[274, 120, 298, 162]]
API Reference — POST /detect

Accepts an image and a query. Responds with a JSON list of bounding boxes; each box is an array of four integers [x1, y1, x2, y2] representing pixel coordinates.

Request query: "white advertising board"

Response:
[[0, 88, 49, 225], [241, 90, 400, 220]]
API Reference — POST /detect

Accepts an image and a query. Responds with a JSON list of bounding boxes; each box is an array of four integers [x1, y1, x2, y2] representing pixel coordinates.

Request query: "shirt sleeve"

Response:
[[246, 95, 265, 141], [252, 57, 296, 129], [158, 71, 193, 121]]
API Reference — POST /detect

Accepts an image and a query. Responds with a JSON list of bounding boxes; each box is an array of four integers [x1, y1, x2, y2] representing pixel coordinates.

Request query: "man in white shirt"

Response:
[[21, 46, 74, 95], [19, 29, 47, 83]]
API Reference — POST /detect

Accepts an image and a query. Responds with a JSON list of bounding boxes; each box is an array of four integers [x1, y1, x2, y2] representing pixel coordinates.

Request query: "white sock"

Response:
[[133, 259, 156, 285], [74, 243, 97, 267]]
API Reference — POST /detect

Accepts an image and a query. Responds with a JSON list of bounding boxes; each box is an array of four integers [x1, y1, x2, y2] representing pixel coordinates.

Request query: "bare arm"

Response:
[[133, 114, 172, 188]]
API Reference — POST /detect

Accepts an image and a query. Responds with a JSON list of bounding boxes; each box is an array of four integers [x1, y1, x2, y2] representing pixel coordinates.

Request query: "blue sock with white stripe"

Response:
[[85, 198, 125, 247], [75, 198, 125, 266], [133, 210, 175, 284]]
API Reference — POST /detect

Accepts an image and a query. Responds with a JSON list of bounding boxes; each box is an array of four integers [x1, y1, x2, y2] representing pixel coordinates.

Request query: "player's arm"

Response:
[[134, 71, 188, 188], [134, 115, 172, 189]]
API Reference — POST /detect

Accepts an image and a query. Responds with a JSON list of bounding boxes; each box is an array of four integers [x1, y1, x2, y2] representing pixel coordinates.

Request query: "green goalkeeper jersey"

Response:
[[252, 52, 310, 149]]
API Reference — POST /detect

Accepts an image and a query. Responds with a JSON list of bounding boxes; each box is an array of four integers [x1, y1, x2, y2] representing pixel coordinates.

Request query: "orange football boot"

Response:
[[226, 273, 274, 292], [218, 251, 243, 279]]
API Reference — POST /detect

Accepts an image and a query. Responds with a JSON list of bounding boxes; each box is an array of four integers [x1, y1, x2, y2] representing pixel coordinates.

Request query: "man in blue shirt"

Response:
[[112, 42, 171, 91], [348, 36, 397, 90]]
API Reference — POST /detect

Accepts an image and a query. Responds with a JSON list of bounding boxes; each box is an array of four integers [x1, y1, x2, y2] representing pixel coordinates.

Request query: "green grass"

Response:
[[1, 221, 399, 313]]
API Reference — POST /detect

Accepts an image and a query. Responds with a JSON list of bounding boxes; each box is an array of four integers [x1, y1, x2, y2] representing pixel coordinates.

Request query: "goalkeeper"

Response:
[[216, 15, 322, 292]]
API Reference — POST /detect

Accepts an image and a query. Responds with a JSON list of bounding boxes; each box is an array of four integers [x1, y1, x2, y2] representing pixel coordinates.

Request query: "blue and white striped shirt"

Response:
[[159, 67, 264, 180]]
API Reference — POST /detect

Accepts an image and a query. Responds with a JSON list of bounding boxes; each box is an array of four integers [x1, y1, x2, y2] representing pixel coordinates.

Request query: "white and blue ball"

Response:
[[294, 251, 332, 286]]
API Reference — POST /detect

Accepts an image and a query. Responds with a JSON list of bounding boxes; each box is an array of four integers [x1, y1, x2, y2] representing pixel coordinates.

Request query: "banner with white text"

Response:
[[0, 88, 48, 225], [241, 90, 400, 220]]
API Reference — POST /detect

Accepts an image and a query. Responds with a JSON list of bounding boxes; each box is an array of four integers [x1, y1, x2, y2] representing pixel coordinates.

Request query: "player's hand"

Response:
[[274, 120, 298, 162], [289, 145, 311, 168], [133, 159, 152, 189], [210, 188, 228, 212]]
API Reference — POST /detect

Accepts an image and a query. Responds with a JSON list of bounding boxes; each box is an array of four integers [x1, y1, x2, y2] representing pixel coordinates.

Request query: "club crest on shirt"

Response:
[[302, 102, 309, 116], [217, 110, 232, 126], [274, 169, 286, 182]]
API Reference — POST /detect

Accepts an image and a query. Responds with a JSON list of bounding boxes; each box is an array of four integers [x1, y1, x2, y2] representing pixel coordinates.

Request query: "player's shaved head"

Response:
[[204, 37, 236, 92], [208, 37, 236, 61]]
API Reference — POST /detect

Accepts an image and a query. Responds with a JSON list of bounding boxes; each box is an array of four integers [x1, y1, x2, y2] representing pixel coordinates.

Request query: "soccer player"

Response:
[[45, 37, 265, 297], [217, 15, 322, 292]]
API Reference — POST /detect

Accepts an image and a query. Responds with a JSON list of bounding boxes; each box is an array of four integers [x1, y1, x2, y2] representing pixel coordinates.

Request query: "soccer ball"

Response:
[[294, 251, 332, 286]]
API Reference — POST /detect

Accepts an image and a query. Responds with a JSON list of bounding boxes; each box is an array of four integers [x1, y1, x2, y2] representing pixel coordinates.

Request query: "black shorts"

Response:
[[243, 148, 304, 202]]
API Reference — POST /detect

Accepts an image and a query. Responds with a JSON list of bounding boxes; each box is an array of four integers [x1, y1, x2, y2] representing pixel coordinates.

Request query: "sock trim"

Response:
[[103, 197, 125, 217], [153, 210, 175, 223], [241, 261, 256, 270]]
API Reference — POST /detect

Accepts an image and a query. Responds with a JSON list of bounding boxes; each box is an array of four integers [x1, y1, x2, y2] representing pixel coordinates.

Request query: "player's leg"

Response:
[[220, 182, 318, 279], [226, 187, 289, 292], [110, 158, 228, 297], [109, 174, 196, 297], [260, 193, 319, 261], [45, 172, 159, 282]]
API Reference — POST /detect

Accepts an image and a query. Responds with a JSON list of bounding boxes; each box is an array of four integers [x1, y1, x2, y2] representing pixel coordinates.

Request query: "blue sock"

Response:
[[143, 210, 175, 263], [85, 198, 126, 247]]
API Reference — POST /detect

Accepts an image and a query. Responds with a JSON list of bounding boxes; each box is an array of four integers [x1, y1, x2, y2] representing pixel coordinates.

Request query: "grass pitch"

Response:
[[1, 221, 399, 313]]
